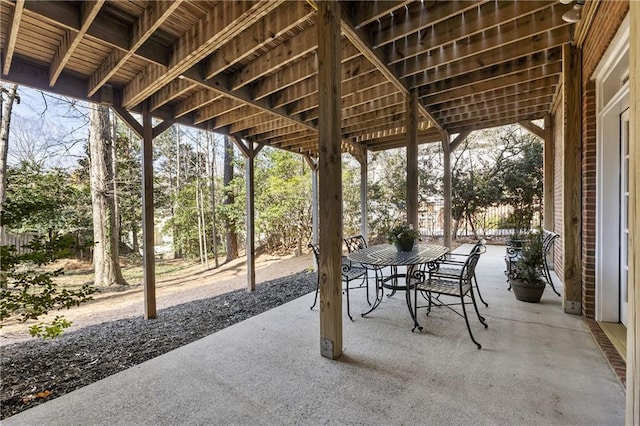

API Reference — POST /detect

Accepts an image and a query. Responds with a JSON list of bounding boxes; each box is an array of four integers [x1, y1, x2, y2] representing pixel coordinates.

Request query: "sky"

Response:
[[7, 85, 90, 169]]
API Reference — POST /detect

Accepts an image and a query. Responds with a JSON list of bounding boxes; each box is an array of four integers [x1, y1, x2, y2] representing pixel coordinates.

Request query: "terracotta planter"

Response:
[[509, 278, 545, 303], [395, 239, 415, 252]]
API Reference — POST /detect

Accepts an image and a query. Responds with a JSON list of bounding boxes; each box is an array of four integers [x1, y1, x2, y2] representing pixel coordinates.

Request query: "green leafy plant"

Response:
[[511, 230, 545, 285], [386, 223, 421, 245], [0, 235, 97, 338]]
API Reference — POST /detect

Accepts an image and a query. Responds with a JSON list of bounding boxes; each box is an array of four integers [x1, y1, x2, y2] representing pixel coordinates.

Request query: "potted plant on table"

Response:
[[508, 230, 546, 303], [386, 223, 421, 252]]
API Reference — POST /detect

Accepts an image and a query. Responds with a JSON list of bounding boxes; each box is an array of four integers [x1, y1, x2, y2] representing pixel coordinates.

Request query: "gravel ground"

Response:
[[0, 270, 317, 419]]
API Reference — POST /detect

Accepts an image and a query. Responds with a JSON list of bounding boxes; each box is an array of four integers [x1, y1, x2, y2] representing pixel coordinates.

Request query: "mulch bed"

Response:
[[0, 270, 317, 419]]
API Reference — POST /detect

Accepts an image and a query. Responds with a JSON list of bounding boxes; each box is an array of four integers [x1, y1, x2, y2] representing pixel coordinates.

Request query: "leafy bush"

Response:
[[0, 235, 97, 338]]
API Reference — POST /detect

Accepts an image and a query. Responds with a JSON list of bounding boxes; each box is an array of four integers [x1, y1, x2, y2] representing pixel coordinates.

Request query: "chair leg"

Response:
[[543, 261, 561, 296], [460, 294, 482, 350], [310, 276, 319, 310], [412, 287, 423, 332], [469, 288, 487, 325], [473, 274, 489, 307], [345, 279, 353, 321]]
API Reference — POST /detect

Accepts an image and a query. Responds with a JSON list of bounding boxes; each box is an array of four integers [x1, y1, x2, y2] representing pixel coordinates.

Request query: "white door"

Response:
[[619, 108, 629, 326]]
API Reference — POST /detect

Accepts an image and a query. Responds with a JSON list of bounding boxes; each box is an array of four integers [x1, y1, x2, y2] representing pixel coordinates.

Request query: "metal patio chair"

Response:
[[308, 243, 368, 321], [429, 239, 488, 307], [412, 250, 487, 349], [505, 230, 561, 296]]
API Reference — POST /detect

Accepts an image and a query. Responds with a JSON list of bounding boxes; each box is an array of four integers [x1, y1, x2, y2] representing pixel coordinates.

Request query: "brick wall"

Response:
[[579, 0, 629, 318], [582, 80, 597, 319], [582, 1, 630, 82], [553, 96, 564, 283]]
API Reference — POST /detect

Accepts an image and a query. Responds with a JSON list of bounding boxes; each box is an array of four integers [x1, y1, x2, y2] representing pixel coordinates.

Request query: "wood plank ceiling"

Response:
[[0, 0, 575, 156]]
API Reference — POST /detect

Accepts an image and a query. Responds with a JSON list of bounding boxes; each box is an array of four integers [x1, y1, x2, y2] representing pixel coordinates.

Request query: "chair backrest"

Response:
[[343, 235, 367, 253], [460, 251, 482, 282], [470, 239, 487, 256], [308, 243, 320, 265], [542, 230, 559, 255]]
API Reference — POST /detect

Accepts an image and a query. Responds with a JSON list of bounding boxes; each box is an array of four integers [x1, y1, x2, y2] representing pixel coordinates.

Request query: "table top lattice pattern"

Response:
[[347, 244, 449, 267]]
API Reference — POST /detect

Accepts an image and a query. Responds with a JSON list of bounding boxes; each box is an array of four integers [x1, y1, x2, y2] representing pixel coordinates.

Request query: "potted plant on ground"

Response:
[[386, 223, 421, 252], [508, 230, 546, 303]]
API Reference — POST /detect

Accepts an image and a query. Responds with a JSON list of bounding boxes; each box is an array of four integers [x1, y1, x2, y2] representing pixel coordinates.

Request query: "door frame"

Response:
[[594, 15, 629, 322]]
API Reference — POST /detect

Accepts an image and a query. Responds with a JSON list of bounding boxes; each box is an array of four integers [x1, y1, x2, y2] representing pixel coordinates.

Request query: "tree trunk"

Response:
[[207, 132, 219, 268], [0, 83, 19, 210], [89, 105, 127, 287], [223, 136, 238, 262]]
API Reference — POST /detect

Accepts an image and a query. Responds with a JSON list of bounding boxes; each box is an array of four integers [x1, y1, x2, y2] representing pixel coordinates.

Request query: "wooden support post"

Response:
[[232, 137, 262, 292], [142, 108, 156, 319], [561, 44, 582, 315], [543, 113, 555, 231], [441, 131, 452, 249], [406, 89, 418, 228], [626, 2, 639, 422], [317, 0, 343, 360], [359, 148, 368, 240]]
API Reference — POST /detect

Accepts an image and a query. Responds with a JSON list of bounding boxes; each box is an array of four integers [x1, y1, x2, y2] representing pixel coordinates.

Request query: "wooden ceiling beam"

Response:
[[435, 92, 555, 118], [439, 99, 552, 125], [409, 44, 564, 91], [252, 43, 363, 101], [386, 1, 556, 64], [342, 92, 405, 121], [398, 16, 572, 80], [49, 0, 105, 86], [149, 80, 196, 112], [448, 112, 547, 135], [420, 58, 562, 100], [421, 64, 562, 106], [441, 106, 548, 128], [181, 66, 316, 131], [373, 0, 488, 49], [342, 106, 405, 132], [2, 0, 24, 76], [237, 120, 302, 138], [205, 2, 314, 79], [272, 67, 384, 111], [209, 106, 263, 130], [351, 0, 413, 29], [2, 0, 170, 67], [300, 83, 402, 122], [87, 0, 183, 96], [345, 118, 431, 139], [174, 91, 223, 118], [246, 122, 308, 140], [123, 0, 283, 108], [339, 2, 440, 130], [359, 129, 442, 151], [432, 82, 558, 112], [194, 97, 242, 125], [518, 120, 545, 139], [230, 24, 317, 91]]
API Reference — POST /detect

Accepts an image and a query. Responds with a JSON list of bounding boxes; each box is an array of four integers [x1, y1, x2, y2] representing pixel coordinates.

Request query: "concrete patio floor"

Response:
[[5, 245, 625, 425]]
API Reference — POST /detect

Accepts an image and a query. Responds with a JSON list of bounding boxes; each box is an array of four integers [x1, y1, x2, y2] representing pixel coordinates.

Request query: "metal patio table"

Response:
[[347, 243, 449, 325]]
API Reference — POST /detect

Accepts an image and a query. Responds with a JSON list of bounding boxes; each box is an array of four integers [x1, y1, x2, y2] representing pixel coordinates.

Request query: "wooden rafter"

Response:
[[123, 1, 285, 108], [2, 0, 24, 76], [386, 1, 557, 65], [399, 19, 572, 80], [518, 120, 545, 139], [87, 0, 183, 96], [373, 0, 487, 49], [149, 80, 196, 113], [205, 2, 314, 79], [421, 64, 562, 106], [339, 3, 441, 130], [49, 0, 105, 86]]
